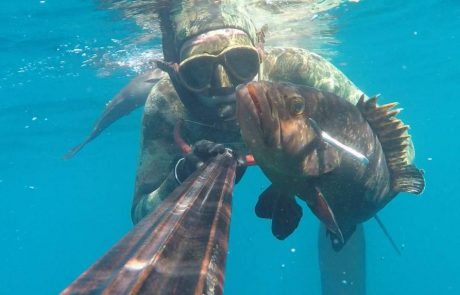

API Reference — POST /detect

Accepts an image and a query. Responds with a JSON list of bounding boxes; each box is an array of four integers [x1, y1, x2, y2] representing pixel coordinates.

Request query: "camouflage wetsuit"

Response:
[[132, 47, 365, 223], [131, 0, 414, 223]]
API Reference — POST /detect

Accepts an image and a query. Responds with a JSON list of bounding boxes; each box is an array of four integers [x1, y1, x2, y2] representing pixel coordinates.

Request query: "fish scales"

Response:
[[236, 81, 424, 249]]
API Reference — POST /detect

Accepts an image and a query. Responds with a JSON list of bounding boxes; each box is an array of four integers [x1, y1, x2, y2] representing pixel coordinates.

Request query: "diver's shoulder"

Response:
[[263, 46, 323, 61], [261, 47, 330, 78], [144, 76, 187, 124]]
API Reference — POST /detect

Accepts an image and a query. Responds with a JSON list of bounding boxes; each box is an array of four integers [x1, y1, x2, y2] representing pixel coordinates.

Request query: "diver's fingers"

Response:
[[193, 140, 226, 159], [208, 143, 226, 155], [184, 153, 204, 171]]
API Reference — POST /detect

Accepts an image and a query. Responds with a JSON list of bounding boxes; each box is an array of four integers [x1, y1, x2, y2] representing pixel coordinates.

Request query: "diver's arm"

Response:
[[131, 79, 183, 224], [262, 47, 364, 104], [131, 136, 180, 224]]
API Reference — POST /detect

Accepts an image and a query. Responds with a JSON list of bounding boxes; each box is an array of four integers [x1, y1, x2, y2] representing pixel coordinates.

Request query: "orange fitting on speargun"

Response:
[[244, 154, 256, 166], [173, 119, 257, 166]]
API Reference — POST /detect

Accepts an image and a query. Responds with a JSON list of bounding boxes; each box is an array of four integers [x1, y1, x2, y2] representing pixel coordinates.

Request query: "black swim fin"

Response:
[[63, 70, 163, 159], [319, 223, 366, 295]]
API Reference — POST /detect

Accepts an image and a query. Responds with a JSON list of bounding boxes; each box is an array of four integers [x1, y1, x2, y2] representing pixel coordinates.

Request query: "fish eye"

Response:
[[289, 97, 305, 116]]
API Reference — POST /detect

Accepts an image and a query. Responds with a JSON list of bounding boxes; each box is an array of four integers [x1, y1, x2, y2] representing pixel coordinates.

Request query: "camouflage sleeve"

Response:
[[261, 47, 365, 104], [131, 77, 184, 224]]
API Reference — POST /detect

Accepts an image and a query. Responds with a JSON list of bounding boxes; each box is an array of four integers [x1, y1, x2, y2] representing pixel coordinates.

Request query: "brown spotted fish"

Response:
[[236, 81, 424, 250]]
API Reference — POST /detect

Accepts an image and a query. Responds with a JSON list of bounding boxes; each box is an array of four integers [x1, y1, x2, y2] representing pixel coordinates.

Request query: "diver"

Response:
[[130, 2, 368, 294], [131, 2, 366, 222], [59, 0, 422, 293]]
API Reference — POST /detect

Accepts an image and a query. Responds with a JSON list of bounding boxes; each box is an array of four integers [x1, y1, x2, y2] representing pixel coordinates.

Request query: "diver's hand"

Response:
[[174, 140, 246, 184], [174, 140, 226, 183]]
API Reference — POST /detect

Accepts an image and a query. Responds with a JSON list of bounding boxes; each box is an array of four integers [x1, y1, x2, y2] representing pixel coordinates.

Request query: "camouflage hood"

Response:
[[160, 0, 257, 62]]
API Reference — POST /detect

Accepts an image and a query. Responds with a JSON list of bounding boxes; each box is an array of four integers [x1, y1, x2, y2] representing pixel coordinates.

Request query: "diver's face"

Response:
[[178, 30, 260, 115]]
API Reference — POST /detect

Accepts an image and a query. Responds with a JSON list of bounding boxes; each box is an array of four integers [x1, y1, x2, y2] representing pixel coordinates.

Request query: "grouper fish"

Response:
[[236, 81, 425, 250]]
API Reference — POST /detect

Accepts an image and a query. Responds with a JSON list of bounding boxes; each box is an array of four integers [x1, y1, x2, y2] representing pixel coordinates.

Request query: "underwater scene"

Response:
[[1, 0, 459, 294]]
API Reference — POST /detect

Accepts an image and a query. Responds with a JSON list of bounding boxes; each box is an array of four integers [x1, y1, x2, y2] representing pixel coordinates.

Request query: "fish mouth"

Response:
[[236, 82, 281, 149], [246, 83, 264, 121]]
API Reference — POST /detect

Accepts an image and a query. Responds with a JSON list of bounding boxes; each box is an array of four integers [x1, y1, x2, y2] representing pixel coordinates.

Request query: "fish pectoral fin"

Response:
[[271, 196, 303, 240], [392, 165, 425, 194], [306, 187, 344, 243], [255, 185, 302, 239], [255, 185, 281, 219]]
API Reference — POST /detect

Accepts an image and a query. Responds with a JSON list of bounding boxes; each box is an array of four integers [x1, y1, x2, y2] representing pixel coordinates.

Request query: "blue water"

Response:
[[1, 0, 459, 294]]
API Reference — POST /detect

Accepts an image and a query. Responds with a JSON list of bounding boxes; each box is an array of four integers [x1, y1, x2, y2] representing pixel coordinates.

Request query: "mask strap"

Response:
[[257, 53, 264, 82], [256, 24, 267, 83]]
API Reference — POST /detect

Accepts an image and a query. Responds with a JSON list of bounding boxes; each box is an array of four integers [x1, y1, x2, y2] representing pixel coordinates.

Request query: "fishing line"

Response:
[[374, 214, 402, 256]]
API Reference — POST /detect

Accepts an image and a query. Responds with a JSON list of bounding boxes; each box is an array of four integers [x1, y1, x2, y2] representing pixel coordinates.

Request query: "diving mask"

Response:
[[178, 45, 260, 92]]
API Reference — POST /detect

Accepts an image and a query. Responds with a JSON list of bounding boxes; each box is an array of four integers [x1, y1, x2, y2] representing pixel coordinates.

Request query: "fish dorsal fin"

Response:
[[357, 95, 425, 194]]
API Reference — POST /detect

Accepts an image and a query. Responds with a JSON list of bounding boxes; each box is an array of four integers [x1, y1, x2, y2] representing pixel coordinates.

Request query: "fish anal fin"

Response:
[[329, 224, 357, 252], [305, 187, 343, 243], [255, 185, 280, 219], [272, 195, 303, 240]]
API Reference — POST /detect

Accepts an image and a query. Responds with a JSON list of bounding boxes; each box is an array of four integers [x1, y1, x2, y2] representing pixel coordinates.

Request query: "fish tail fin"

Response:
[[391, 165, 425, 194], [357, 95, 425, 195]]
